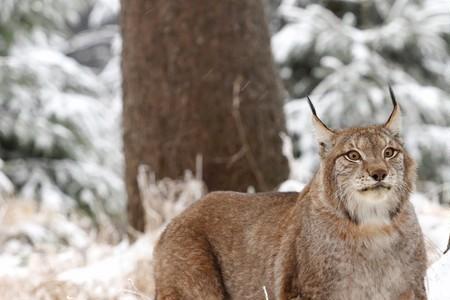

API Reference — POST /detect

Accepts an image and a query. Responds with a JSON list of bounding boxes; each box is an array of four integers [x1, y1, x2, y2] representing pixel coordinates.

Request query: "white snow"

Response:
[[427, 253, 450, 300], [58, 236, 154, 285], [89, 0, 120, 27]]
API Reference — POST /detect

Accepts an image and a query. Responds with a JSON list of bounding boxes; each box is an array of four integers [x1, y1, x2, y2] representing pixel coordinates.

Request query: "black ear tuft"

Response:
[[384, 85, 402, 136], [388, 85, 397, 107], [307, 96, 317, 117]]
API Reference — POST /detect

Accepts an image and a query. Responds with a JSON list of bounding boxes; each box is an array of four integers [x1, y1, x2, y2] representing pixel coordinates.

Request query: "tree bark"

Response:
[[121, 0, 289, 232]]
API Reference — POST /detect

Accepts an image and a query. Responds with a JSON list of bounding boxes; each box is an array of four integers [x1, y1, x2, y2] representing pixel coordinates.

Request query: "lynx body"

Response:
[[154, 91, 427, 300]]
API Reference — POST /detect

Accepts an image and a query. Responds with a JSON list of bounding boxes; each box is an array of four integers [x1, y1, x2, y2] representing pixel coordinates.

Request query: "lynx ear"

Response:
[[384, 86, 401, 136], [307, 97, 334, 154]]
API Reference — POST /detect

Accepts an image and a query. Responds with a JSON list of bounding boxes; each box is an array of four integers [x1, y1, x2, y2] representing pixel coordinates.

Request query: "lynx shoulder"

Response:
[[154, 88, 427, 300]]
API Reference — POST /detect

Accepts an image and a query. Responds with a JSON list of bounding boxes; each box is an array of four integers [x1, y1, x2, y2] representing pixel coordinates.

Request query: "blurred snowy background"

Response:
[[0, 0, 449, 299]]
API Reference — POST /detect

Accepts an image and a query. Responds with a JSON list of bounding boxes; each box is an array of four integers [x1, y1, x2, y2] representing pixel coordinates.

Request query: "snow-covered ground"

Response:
[[428, 249, 450, 300], [413, 194, 450, 300], [0, 176, 448, 299]]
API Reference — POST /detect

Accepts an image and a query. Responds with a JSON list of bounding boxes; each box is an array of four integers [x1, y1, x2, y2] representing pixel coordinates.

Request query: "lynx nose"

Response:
[[370, 169, 387, 182]]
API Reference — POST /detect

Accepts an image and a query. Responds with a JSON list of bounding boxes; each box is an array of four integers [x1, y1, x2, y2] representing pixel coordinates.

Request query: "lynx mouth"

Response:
[[360, 183, 391, 192]]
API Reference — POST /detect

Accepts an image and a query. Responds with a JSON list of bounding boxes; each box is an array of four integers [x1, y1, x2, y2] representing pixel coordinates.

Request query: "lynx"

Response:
[[154, 88, 427, 300]]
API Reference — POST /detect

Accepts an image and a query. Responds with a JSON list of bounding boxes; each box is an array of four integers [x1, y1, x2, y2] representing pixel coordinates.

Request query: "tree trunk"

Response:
[[121, 0, 289, 232]]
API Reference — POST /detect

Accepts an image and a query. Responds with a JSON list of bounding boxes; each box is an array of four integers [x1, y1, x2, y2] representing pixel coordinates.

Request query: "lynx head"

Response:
[[309, 88, 416, 225]]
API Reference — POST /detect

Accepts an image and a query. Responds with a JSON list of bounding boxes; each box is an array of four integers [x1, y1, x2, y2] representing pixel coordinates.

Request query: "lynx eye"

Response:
[[384, 147, 398, 159], [344, 150, 361, 162]]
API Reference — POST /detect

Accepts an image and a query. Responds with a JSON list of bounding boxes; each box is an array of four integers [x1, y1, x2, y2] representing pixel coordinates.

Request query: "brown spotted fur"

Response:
[[154, 99, 427, 300]]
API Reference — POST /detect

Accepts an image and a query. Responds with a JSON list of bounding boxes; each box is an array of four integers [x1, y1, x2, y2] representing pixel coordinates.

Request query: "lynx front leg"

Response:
[[154, 232, 227, 300], [410, 242, 428, 300]]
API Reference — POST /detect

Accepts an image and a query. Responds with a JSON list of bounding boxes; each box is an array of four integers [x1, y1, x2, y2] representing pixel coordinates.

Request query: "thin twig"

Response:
[[226, 147, 246, 168], [195, 154, 203, 181], [127, 224, 143, 240], [262, 286, 270, 300], [232, 76, 268, 190], [137, 165, 164, 230]]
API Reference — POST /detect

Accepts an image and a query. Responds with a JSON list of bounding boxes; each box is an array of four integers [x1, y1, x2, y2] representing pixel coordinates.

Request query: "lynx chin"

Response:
[[154, 87, 427, 300]]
